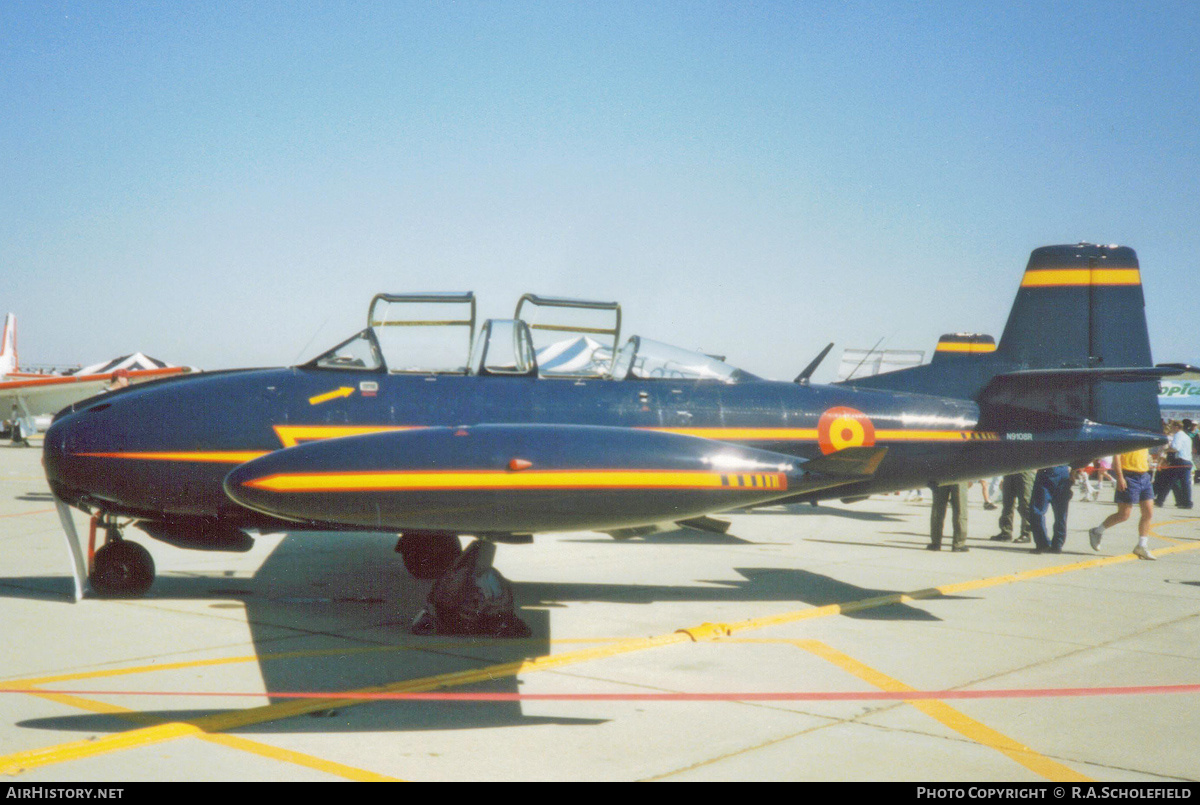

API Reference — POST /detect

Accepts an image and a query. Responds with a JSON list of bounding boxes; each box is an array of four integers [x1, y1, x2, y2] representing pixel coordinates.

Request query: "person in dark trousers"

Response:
[[1029, 465, 1073, 553], [928, 482, 969, 552], [1186, 420, 1200, 484], [991, 471, 1033, 543], [1154, 420, 1194, 509]]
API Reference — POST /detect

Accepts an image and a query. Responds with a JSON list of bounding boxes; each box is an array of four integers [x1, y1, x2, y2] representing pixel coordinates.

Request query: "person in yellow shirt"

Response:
[[1088, 448, 1156, 560]]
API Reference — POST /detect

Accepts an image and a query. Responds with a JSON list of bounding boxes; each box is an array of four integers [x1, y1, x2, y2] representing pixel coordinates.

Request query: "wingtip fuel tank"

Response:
[[223, 424, 877, 535]]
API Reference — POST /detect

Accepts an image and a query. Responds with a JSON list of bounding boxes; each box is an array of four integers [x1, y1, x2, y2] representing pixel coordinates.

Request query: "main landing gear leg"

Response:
[[88, 516, 156, 599], [411, 539, 531, 638]]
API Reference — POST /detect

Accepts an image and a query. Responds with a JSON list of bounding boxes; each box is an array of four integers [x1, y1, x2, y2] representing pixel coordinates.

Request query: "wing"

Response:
[[1, 367, 192, 422]]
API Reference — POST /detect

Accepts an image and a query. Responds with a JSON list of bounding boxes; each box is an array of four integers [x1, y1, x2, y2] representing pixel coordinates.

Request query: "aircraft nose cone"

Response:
[[42, 415, 79, 499]]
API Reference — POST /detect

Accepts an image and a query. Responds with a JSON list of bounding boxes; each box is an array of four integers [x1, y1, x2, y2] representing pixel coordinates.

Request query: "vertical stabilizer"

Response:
[[930, 333, 996, 364], [838, 244, 1162, 432], [995, 243, 1158, 430], [0, 314, 16, 377]]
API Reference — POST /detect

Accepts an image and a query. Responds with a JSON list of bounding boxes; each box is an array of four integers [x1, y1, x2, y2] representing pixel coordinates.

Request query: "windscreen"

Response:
[[614, 336, 747, 383], [369, 294, 474, 374], [309, 330, 383, 371]]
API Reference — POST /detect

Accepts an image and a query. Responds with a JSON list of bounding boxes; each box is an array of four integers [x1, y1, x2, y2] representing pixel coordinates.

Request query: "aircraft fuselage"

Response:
[[43, 365, 1158, 535]]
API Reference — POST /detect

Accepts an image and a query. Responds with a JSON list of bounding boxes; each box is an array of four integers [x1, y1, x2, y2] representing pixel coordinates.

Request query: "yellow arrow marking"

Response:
[[308, 386, 355, 406]]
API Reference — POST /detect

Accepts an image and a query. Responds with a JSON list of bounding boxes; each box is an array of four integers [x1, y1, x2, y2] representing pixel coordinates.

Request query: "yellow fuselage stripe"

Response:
[[273, 424, 411, 447], [245, 470, 783, 493], [645, 427, 988, 442], [1021, 268, 1141, 287], [71, 426, 995, 465], [74, 451, 269, 463]]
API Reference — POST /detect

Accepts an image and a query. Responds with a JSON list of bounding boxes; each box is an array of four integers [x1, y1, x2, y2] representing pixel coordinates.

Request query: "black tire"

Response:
[[90, 540, 156, 598], [399, 532, 462, 580]]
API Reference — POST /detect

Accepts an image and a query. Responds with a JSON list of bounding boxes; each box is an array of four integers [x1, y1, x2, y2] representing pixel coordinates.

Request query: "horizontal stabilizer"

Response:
[[800, 446, 888, 478], [676, 515, 732, 534], [980, 367, 1181, 425], [1158, 363, 1200, 374]]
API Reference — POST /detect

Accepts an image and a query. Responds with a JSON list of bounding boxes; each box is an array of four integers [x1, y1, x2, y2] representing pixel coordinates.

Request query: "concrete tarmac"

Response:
[[2, 442, 1199, 782]]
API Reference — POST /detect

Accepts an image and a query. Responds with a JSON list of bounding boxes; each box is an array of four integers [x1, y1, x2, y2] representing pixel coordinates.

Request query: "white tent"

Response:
[[535, 336, 612, 376], [71, 353, 176, 376]]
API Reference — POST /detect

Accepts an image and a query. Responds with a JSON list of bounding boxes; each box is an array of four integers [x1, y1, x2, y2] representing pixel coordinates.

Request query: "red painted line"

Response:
[[8, 684, 1200, 702], [0, 508, 55, 519]]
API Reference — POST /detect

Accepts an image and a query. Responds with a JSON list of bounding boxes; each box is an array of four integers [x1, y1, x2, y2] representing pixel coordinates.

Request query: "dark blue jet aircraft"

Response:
[[42, 243, 1173, 634]]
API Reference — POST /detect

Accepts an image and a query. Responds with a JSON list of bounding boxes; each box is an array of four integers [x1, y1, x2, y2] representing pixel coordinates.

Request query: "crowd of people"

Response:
[[924, 418, 1197, 559]]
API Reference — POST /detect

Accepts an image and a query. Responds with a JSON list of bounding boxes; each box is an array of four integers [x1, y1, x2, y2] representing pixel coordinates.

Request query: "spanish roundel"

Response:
[[817, 406, 876, 455]]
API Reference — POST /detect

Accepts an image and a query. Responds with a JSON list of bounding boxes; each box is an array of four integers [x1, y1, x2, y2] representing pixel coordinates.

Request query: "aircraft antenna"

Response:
[[293, 316, 331, 364], [845, 337, 884, 381], [794, 342, 834, 384]]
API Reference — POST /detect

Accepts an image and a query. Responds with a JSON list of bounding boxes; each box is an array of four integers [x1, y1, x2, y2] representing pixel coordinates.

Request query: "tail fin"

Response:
[[995, 244, 1148, 369], [930, 333, 996, 364], [992, 243, 1158, 430], [0, 314, 15, 377], [839, 244, 1163, 432]]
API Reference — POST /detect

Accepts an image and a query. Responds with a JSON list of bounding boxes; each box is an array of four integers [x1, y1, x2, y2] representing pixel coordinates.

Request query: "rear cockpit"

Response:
[[303, 291, 760, 383]]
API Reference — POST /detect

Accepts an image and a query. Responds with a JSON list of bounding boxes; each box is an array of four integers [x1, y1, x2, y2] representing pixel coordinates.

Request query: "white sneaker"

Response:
[[1088, 527, 1103, 551], [1133, 545, 1156, 561]]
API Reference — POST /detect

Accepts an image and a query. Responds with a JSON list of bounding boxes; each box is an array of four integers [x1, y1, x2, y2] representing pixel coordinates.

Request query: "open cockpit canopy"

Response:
[[304, 292, 757, 383]]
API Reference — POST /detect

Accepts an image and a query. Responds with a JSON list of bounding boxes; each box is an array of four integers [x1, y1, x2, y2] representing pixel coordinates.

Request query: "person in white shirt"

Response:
[[1153, 421, 1194, 509]]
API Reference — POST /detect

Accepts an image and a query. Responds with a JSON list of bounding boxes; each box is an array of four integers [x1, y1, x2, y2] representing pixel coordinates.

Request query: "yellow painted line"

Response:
[[4, 521, 1196, 776], [308, 386, 356, 406], [24, 690, 399, 782], [680, 521, 1200, 637], [0, 633, 691, 776], [3, 638, 628, 689], [202, 732, 402, 782], [1021, 268, 1141, 287], [790, 640, 1091, 782], [7, 648, 359, 689]]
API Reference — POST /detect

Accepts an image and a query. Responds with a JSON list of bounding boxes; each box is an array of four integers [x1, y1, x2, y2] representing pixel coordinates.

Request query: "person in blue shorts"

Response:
[[1088, 449, 1156, 560]]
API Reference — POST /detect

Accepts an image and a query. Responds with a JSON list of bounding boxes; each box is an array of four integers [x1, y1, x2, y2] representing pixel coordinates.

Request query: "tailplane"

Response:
[[839, 244, 1165, 432], [0, 314, 15, 377]]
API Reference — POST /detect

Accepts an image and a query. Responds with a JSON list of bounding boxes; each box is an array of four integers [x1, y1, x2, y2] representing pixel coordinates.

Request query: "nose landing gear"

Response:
[[88, 516, 155, 598]]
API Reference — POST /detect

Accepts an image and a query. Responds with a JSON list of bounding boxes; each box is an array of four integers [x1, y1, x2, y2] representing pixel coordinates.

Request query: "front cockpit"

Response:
[[303, 291, 761, 384]]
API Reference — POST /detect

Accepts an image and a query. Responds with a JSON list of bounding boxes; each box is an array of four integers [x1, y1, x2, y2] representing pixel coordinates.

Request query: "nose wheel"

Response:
[[89, 520, 155, 598]]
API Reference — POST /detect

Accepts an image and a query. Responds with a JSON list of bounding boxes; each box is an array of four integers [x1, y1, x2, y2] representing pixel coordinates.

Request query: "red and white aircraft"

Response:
[[1, 313, 193, 442]]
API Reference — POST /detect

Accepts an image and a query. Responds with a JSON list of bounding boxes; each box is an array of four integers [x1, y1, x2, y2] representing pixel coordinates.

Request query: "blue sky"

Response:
[[2, 1, 1197, 381]]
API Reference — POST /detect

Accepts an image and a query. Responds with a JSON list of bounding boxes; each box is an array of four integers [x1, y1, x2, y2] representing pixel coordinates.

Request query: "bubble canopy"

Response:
[[304, 292, 758, 383]]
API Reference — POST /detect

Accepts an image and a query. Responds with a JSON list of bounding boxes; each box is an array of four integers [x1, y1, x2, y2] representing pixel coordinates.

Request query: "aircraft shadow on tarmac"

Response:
[[10, 529, 957, 735], [563, 526, 765, 546], [16, 491, 55, 502], [739, 503, 904, 523]]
